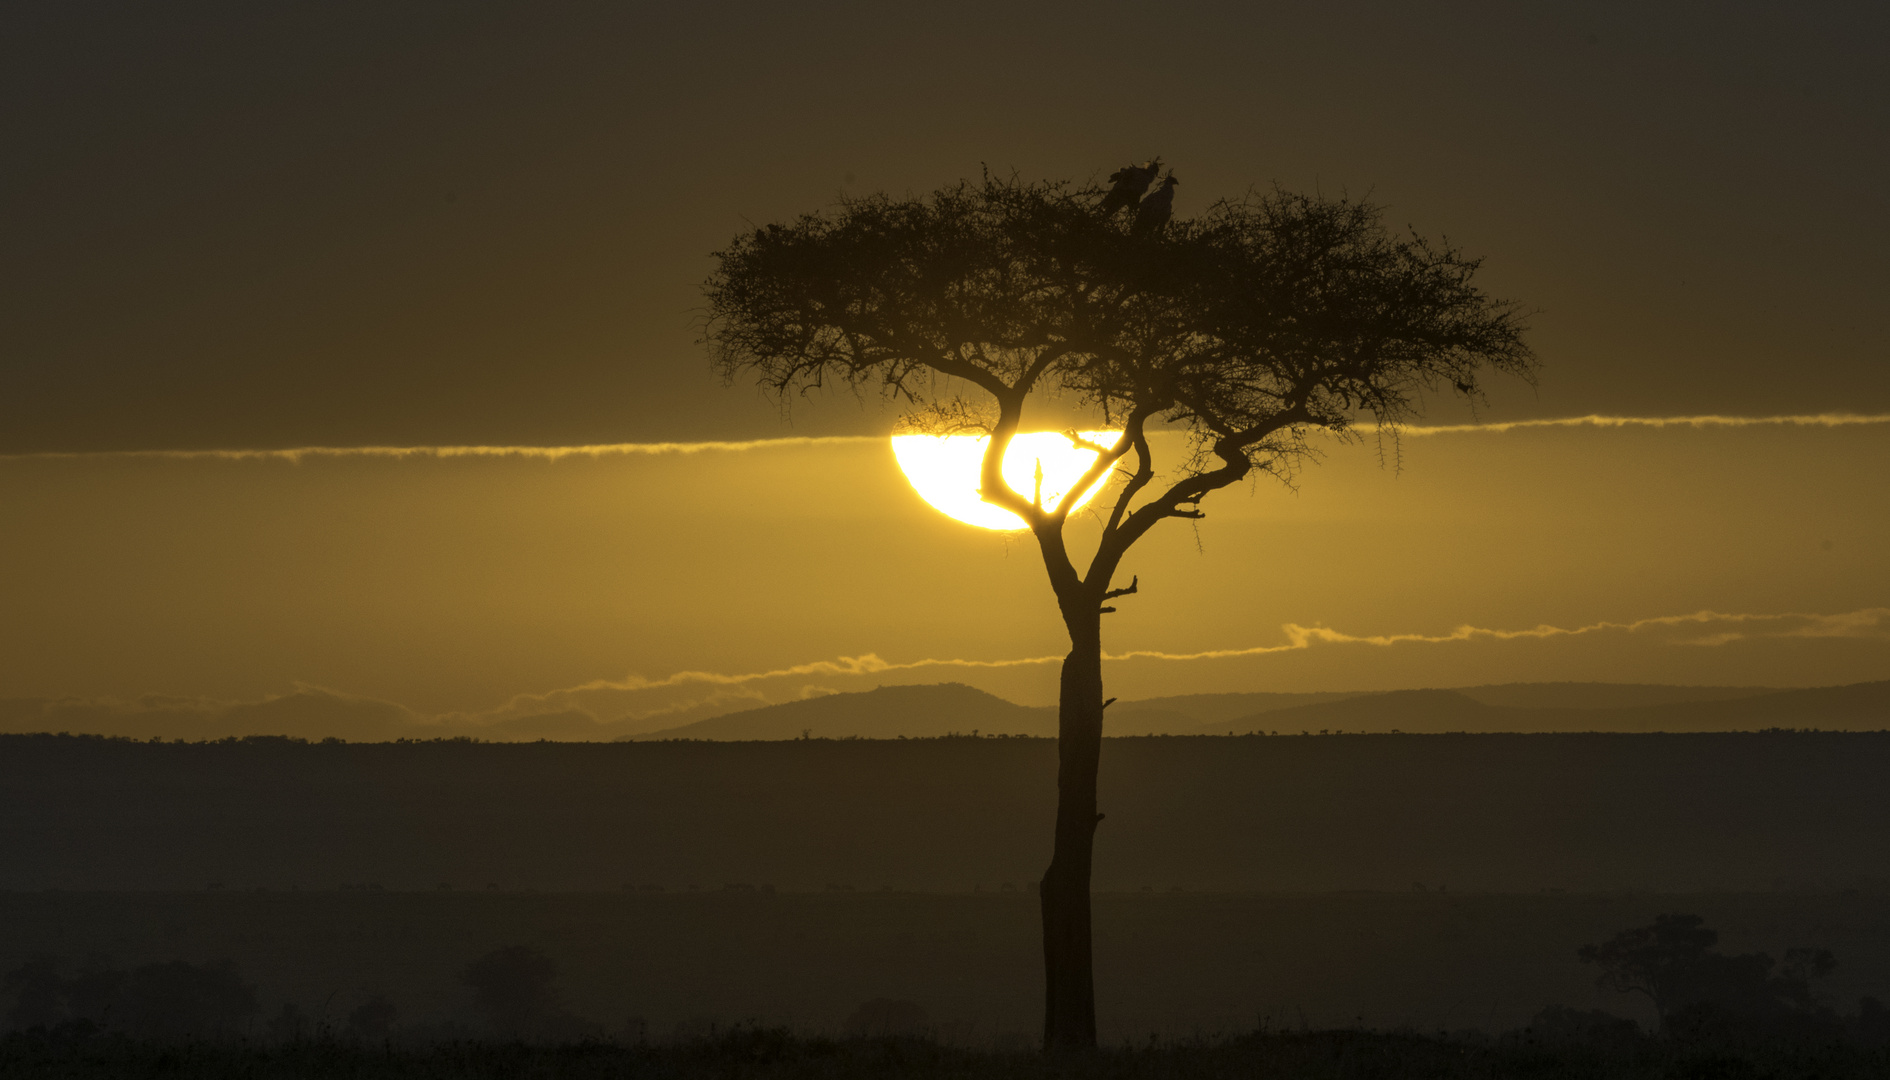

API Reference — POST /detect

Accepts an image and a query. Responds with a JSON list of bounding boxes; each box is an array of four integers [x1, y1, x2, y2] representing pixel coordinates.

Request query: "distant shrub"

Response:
[[458, 945, 598, 1041], [1521, 1005, 1644, 1050], [1580, 913, 1841, 1040]]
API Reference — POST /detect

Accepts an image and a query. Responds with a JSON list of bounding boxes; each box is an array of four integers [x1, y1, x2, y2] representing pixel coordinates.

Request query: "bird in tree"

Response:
[[1131, 171, 1180, 234], [1096, 158, 1162, 217], [702, 162, 1535, 1051]]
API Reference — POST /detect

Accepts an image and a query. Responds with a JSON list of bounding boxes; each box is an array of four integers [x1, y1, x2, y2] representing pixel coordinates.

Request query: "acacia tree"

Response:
[[1579, 913, 1838, 1031], [704, 167, 1534, 1050]]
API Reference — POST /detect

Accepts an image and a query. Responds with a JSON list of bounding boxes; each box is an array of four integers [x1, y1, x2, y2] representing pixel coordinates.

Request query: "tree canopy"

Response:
[[706, 172, 1534, 557]]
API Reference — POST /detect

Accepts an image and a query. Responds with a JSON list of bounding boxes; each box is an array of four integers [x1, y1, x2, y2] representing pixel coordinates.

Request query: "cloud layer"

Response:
[[6, 413, 1886, 464], [1401, 413, 1890, 436], [0, 436, 879, 464]]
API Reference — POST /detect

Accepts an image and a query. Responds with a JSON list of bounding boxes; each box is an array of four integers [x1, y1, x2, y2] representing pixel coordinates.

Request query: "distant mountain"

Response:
[[625, 681, 1890, 741], [1453, 682, 1774, 710], [1199, 681, 1890, 736], [0, 679, 1854, 744], [1107, 691, 1357, 735], [630, 686, 1377, 741], [625, 683, 1057, 741], [1606, 680, 1890, 732]]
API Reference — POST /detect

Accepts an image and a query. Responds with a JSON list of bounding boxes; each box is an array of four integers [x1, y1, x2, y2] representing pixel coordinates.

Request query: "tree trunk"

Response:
[[1040, 615, 1105, 1051]]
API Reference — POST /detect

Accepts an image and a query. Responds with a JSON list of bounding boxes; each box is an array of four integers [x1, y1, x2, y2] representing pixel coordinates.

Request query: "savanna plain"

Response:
[[8, 687, 1890, 1078]]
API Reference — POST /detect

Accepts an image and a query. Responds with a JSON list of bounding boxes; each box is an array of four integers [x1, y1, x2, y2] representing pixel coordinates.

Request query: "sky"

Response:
[[2, 1, 1886, 738]]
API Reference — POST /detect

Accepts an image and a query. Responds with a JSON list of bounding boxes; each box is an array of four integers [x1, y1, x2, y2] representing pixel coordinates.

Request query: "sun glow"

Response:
[[890, 431, 1122, 530]]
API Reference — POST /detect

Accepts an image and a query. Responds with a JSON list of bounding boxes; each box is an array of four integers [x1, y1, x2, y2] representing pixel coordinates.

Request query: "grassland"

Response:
[[6, 1026, 1890, 1080], [7, 891, 1890, 1040]]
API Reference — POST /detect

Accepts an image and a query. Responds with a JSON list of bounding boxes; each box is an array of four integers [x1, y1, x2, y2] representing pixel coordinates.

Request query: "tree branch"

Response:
[[1012, 343, 1067, 397], [1100, 402, 1312, 562], [975, 392, 1044, 528], [1048, 411, 1146, 520], [1103, 423, 1156, 536], [924, 349, 1011, 398]]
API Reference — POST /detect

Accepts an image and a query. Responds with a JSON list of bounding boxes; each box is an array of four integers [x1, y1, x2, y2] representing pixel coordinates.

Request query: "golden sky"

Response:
[[1, 2, 1884, 738], [4, 416, 1885, 738], [3, 2, 1885, 453]]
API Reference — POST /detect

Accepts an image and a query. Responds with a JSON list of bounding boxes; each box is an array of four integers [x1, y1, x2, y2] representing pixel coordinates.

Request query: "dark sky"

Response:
[[3, 0, 1885, 453]]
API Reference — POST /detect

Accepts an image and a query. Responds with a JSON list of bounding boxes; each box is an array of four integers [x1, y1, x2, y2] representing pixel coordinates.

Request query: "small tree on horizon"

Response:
[[703, 163, 1535, 1050], [1580, 912, 1839, 1033]]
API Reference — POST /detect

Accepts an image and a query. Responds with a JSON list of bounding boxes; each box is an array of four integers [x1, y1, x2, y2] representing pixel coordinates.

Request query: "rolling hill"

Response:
[[625, 683, 1056, 740], [628, 680, 1885, 741]]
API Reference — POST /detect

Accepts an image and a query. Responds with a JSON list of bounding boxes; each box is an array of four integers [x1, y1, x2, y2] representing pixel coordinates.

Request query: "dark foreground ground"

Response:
[[6, 1028, 1889, 1080], [8, 891, 1890, 1040]]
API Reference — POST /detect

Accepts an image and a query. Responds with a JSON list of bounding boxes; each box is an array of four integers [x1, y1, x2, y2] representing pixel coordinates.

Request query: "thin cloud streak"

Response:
[[1102, 608, 1890, 663], [0, 437, 881, 464], [498, 606, 1890, 726], [488, 651, 1069, 716], [4, 413, 1886, 462], [1397, 413, 1890, 436]]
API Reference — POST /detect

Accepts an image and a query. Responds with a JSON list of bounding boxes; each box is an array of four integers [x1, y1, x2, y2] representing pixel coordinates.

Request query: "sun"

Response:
[[890, 431, 1122, 530]]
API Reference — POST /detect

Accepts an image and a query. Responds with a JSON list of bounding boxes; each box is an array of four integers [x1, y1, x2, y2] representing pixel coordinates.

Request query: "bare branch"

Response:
[[1048, 419, 1142, 520], [976, 395, 1046, 529], [1103, 422, 1155, 536], [1014, 344, 1068, 397]]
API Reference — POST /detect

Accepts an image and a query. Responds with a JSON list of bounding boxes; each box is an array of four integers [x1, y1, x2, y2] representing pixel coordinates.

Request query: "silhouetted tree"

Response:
[[1580, 913, 1837, 1038], [705, 163, 1534, 1049], [1580, 912, 1718, 1022]]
